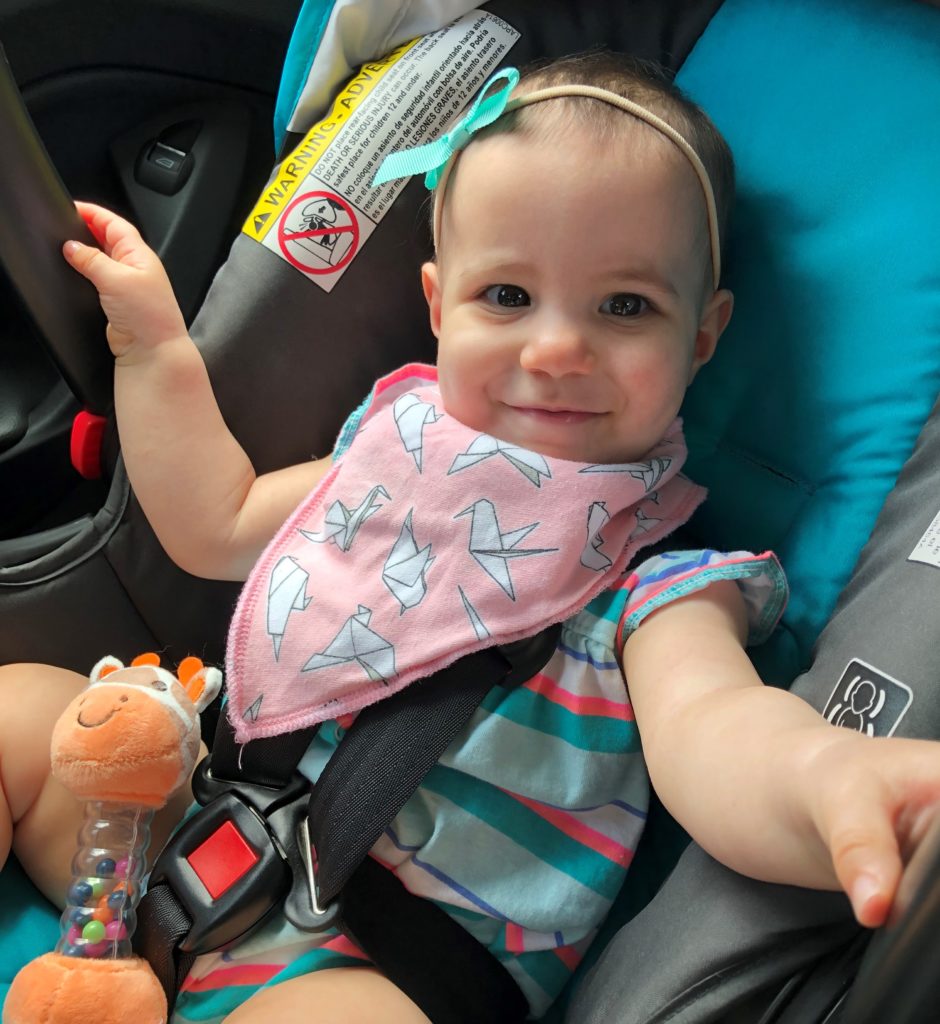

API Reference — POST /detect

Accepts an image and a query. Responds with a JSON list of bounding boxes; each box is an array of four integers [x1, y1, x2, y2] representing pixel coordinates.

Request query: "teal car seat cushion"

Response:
[[678, 0, 940, 681]]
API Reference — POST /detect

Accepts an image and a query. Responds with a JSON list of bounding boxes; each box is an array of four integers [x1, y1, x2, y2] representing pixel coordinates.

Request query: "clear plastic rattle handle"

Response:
[[56, 801, 153, 959]]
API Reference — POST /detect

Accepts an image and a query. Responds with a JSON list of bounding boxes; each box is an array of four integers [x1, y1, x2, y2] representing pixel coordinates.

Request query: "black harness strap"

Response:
[[309, 644, 511, 906], [136, 627, 560, 1022]]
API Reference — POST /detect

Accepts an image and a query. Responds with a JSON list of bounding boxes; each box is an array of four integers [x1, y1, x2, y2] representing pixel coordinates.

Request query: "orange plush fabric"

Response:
[[3, 656, 221, 1024], [3, 953, 167, 1024]]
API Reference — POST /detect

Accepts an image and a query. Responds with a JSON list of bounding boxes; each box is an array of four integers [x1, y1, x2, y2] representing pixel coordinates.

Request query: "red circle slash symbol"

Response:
[[278, 191, 360, 275]]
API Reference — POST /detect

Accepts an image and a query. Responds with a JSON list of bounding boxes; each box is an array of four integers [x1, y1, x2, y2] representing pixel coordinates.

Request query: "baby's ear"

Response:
[[89, 655, 124, 683], [690, 288, 734, 379], [177, 656, 223, 714], [421, 261, 442, 340]]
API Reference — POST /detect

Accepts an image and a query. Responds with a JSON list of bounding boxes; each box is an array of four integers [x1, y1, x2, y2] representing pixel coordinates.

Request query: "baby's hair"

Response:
[[438, 51, 735, 284], [512, 51, 732, 267]]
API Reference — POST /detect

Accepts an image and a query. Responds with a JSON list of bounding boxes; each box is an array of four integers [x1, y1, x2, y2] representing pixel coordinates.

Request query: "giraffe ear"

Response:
[[90, 656, 124, 683], [178, 657, 222, 713]]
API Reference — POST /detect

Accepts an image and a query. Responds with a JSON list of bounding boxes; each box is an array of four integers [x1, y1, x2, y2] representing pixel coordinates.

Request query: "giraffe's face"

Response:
[[51, 660, 219, 806]]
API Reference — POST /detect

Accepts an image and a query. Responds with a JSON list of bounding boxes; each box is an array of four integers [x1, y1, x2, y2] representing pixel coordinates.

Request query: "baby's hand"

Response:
[[805, 733, 940, 928], [64, 201, 187, 359]]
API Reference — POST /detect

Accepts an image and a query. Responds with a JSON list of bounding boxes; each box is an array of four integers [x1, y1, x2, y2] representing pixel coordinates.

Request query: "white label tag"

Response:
[[242, 10, 520, 291], [908, 508, 940, 568]]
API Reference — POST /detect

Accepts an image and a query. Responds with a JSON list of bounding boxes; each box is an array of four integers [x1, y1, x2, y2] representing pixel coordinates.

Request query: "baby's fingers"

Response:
[[826, 798, 902, 928], [73, 201, 153, 266], [62, 238, 126, 290]]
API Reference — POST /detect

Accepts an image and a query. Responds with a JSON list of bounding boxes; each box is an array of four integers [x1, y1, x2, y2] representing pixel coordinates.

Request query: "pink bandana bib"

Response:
[[226, 365, 705, 741]]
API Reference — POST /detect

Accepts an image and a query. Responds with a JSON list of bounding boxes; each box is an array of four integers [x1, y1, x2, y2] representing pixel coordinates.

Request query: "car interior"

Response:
[[1, 0, 940, 1021]]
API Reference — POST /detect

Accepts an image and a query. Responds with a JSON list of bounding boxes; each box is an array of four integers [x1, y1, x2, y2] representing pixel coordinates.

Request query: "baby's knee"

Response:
[[0, 663, 87, 814], [0, 662, 87, 734]]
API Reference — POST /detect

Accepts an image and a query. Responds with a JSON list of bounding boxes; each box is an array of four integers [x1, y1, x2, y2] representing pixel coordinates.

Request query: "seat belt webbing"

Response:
[[138, 627, 560, 1021], [309, 644, 510, 905]]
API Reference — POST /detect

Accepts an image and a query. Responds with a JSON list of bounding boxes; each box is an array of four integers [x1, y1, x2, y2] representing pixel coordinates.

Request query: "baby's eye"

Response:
[[600, 293, 647, 317], [150, 680, 167, 691], [483, 284, 530, 308]]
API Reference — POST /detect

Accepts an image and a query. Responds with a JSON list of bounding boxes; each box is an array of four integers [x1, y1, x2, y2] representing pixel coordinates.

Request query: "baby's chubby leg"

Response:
[[222, 968, 432, 1023], [0, 663, 198, 907]]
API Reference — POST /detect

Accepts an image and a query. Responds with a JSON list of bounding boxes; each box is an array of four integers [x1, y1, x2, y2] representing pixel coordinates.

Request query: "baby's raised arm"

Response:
[[624, 581, 940, 928], [65, 203, 331, 580]]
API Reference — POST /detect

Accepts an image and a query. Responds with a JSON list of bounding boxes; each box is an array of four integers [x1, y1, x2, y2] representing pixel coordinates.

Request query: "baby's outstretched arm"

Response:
[[625, 581, 940, 928], [65, 203, 331, 580]]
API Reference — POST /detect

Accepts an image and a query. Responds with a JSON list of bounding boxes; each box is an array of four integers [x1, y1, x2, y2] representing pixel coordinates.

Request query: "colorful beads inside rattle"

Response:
[[59, 856, 135, 958], [54, 794, 150, 962]]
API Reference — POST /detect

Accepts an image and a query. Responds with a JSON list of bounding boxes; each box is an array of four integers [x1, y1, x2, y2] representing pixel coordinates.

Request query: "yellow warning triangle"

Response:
[[253, 212, 271, 232]]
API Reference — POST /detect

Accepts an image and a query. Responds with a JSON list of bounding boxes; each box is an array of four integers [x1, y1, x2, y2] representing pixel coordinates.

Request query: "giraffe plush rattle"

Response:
[[3, 653, 221, 1024]]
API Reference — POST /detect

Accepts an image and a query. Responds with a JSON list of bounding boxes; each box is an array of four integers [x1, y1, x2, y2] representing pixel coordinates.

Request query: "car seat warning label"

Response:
[[277, 191, 360, 276], [242, 9, 519, 291], [909, 508, 940, 569]]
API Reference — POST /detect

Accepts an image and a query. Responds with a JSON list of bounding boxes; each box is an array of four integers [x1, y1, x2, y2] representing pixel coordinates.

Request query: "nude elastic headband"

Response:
[[373, 67, 722, 289]]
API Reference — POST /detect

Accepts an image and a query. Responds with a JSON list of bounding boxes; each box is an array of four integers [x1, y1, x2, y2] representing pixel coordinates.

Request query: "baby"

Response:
[[2, 51, 940, 1024]]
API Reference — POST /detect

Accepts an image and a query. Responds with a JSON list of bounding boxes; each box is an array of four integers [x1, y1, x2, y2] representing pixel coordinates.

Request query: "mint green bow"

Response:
[[372, 67, 520, 189]]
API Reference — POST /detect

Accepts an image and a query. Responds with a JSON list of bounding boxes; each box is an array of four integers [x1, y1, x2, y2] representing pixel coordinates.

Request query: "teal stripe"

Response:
[[173, 949, 363, 1022], [430, 898, 486, 923], [583, 587, 630, 626], [175, 985, 259, 1022], [270, 947, 365, 984], [421, 765, 627, 899], [621, 557, 788, 646], [333, 390, 373, 459], [479, 684, 640, 755], [512, 946, 575, 1000]]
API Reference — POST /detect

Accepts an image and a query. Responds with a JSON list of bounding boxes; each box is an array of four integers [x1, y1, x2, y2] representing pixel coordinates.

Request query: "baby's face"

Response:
[[423, 126, 732, 464]]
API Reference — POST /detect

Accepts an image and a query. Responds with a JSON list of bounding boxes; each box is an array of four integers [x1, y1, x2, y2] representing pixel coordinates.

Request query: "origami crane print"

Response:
[[267, 556, 313, 659], [302, 605, 396, 682], [448, 434, 552, 487], [243, 695, 263, 722], [383, 510, 435, 612], [458, 585, 490, 640], [581, 502, 613, 572], [299, 484, 390, 551], [629, 507, 662, 540], [578, 456, 672, 491], [394, 393, 442, 472], [455, 499, 558, 600]]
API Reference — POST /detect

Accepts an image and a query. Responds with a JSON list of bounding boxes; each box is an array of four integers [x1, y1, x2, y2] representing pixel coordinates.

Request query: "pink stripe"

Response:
[[626, 557, 774, 610], [321, 934, 369, 959], [524, 672, 633, 721], [505, 921, 526, 953], [181, 963, 281, 992], [619, 553, 776, 640], [508, 792, 634, 866], [180, 940, 369, 992], [554, 945, 583, 970]]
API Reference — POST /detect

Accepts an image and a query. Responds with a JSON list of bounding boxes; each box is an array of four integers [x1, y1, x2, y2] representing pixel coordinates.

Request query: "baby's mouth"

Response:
[[512, 406, 598, 424]]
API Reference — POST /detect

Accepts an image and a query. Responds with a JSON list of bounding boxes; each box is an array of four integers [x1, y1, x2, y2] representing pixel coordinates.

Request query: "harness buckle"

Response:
[[148, 788, 291, 954], [148, 758, 340, 954]]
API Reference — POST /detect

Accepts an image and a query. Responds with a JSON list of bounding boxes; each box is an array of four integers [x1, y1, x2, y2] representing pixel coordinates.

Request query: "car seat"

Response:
[[1, 0, 940, 1020]]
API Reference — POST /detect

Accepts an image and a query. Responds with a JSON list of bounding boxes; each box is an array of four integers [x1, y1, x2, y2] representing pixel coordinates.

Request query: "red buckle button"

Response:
[[186, 821, 260, 900], [70, 410, 107, 479]]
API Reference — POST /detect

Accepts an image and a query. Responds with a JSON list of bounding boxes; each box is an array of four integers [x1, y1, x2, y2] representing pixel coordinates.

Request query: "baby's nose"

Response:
[[520, 319, 594, 375]]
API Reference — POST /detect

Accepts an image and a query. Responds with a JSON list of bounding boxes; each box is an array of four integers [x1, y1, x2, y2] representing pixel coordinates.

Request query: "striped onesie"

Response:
[[173, 388, 787, 1022]]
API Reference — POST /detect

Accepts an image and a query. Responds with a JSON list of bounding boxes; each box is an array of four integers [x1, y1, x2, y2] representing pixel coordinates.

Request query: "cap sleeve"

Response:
[[332, 391, 373, 462], [617, 549, 788, 650]]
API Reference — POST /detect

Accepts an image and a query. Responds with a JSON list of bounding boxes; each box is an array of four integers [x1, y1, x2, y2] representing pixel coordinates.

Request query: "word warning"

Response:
[[243, 9, 519, 292]]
